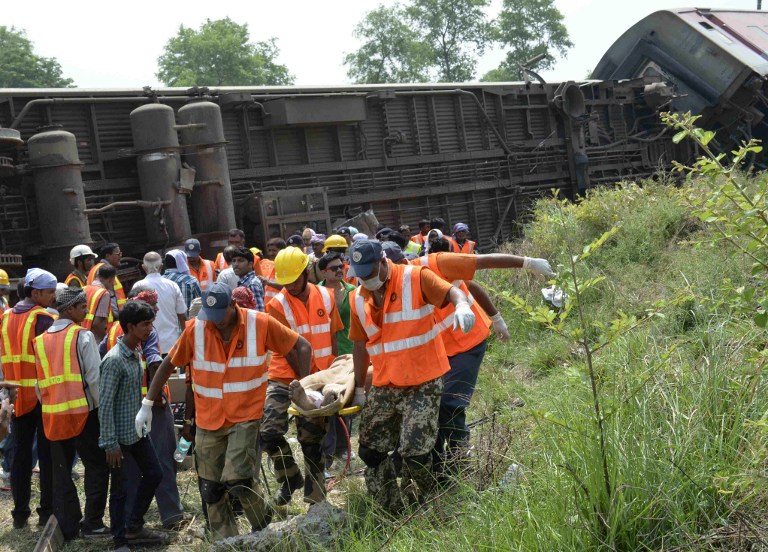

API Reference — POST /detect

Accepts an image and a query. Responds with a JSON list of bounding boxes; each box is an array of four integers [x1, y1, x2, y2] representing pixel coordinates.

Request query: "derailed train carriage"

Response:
[[0, 7, 765, 280]]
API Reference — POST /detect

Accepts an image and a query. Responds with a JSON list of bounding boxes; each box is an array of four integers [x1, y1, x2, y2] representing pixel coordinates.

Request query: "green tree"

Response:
[[344, 5, 431, 84], [157, 18, 293, 87], [344, 0, 492, 84], [483, 0, 572, 81], [406, 0, 492, 82], [0, 26, 73, 88]]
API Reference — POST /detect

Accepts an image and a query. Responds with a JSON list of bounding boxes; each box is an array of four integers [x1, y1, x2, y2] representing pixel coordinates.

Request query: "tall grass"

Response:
[[341, 177, 768, 551]]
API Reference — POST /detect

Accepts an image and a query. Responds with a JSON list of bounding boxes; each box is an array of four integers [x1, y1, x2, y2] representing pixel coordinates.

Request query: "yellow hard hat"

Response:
[[250, 246, 262, 256], [0, 269, 8, 287], [274, 247, 309, 285], [323, 234, 348, 252]]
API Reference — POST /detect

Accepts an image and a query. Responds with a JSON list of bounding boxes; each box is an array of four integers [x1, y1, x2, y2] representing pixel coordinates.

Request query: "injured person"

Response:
[[288, 354, 370, 417]]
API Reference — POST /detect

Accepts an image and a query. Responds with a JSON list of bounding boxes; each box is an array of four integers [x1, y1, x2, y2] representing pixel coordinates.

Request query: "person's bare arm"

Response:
[[145, 356, 175, 403], [474, 254, 524, 270], [284, 335, 312, 379], [177, 314, 187, 332], [467, 280, 498, 317], [91, 317, 107, 342], [353, 340, 370, 389], [181, 380, 195, 442], [331, 332, 338, 358]]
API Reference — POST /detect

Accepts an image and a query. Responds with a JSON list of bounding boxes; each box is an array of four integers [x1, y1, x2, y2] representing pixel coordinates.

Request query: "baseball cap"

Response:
[[347, 240, 383, 278], [199, 282, 232, 323], [375, 227, 393, 240], [184, 238, 201, 258], [381, 241, 404, 263], [24, 268, 57, 290]]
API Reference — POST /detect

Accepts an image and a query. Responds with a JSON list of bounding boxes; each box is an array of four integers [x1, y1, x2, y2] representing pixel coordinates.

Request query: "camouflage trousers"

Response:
[[358, 377, 443, 513], [195, 420, 270, 540], [259, 381, 327, 503]]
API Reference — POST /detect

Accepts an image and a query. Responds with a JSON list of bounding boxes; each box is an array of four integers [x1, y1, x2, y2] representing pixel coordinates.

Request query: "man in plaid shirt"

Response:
[[162, 250, 201, 316], [230, 247, 265, 311]]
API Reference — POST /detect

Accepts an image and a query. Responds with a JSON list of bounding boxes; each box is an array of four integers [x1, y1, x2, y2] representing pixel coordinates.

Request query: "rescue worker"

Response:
[[138, 283, 313, 539], [87, 243, 125, 314], [261, 247, 343, 505], [258, 238, 286, 299], [347, 240, 476, 512], [216, 246, 240, 292], [410, 219, 430, 249], [185, 239, 216, 292], [450, 223, 476, 254], [412, 240, 553, 477], [386, 231, 420, 260], [65, 244, 99, 288], [33, 288, 110, 540], [323, 234, 357, 285], [0, 268, 57, 528], [0, 269, 9, 313], [214, 229, 246, 273], [83, 264, 116, 342]]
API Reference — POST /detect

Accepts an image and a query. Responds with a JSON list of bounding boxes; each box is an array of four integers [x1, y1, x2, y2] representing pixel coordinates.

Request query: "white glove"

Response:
[[453, 301, 476, 333], [134, 397, 154, 438], [523, 257, 555, 277], [490, 313, 510, 341], [351, 387, 366, 408]]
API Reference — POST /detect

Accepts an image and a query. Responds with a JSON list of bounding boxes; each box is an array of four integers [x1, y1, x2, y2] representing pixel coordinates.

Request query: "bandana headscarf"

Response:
[[424, 229, 443, 255], [130, 289, 158, 306], [167, 249, 190, 275], [232, 286, 257, 310], [310, 234, 326, 245], [55, 288, 86, 312]]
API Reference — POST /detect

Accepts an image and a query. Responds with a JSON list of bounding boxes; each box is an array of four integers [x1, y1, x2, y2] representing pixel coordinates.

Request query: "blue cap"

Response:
[[347, 239, 383, 278], [199, 282, 232, 323], [184, 238, 201, 258], [381, 241, 404, 263], [24, 268, 57, 290]]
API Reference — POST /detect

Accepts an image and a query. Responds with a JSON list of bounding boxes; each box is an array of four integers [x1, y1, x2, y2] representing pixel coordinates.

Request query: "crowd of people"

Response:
[[0, 218, 554, 551]]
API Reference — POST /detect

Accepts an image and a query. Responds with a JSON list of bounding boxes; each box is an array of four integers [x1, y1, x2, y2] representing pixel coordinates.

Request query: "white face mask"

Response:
[[361, 260, 387, 291]]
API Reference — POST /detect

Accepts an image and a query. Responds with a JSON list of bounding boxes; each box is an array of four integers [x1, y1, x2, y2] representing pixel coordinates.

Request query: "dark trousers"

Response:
[[123, 404, 183, 525], [50, 409, 110, 539], [11, 403, 52, 525], [108, 436, 162, 546], [322, 416, 353, 459], [433, 340, 488, 474]]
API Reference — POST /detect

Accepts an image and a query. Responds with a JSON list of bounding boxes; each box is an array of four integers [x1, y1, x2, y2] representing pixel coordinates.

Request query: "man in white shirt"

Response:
[[215, 246, 239, 292], [133, 252, 187, 355]]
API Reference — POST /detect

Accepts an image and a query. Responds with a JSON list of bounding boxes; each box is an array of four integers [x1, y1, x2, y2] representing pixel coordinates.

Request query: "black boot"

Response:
[[274, 472, 304, 507]]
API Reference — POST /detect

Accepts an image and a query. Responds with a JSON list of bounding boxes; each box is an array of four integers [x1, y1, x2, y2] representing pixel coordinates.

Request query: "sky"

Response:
[[1, 0, 760, 88]]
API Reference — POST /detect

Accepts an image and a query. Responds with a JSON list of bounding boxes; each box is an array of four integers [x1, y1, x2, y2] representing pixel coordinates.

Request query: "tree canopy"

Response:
[[156, 18, 294, 87], [482, 0, 573, 81], [344, 0, 571, 84], [0, 26, 74, 88]]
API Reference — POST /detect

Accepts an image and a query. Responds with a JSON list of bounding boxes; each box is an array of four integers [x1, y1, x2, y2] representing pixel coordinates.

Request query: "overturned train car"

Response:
[[0, 75, 691, 277]]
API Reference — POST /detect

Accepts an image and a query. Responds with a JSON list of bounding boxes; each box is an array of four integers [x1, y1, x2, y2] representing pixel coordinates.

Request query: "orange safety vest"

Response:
[[189, 307, 270, 430], [450, 240, 476, 254], [410, 234, 428, 247], [417, 254, 490, 356], [82, 285, 113, 331], [214, 252, 228, 272], [0, 306, 55, 415], [268, 284, 335, 381], [33, 325, 90, 441], [352, 262, 449, 387], [105, 323, 169, 401], [86, 263, 126, 311], [189, 258, 216, 292], [342, 261, 357, 286], [64, 272, 86, 288], [263, 264, 280, 302]]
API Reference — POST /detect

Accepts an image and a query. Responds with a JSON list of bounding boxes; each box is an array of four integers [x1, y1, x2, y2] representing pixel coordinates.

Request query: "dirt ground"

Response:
[[0, 433, 363, 552]]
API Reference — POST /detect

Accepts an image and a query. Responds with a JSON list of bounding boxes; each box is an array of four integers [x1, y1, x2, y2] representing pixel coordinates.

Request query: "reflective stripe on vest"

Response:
[[87, 263, 125, 311], [190, 308, 269, 430], [34, 325, 89, 440], [352, 262, 449, 387], [191, 259, 215, 291], [419, 254, 490, 355], [215, 253, 228, 271], [65, 273, 86, 287], [268, 284, 334, 380], [1, 306, 53, 415], [82, 285, 113, 330]]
